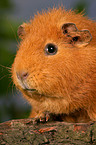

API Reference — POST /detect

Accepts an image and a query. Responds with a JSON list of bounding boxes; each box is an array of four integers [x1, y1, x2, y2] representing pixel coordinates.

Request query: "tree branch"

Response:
[[0, 119, 96, 144]]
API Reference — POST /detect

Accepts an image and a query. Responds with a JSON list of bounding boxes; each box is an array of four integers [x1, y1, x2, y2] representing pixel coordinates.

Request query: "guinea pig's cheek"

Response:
[[25, 79, 35, 90]]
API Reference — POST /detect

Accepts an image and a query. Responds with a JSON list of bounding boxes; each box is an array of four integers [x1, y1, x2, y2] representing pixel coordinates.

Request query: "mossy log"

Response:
[[0, 119, 96, 145]]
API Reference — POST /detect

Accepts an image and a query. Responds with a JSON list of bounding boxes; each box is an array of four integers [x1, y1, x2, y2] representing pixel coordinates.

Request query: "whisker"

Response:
[[0, 74, 10, 81], [0, 64, 11, 70], [12, 83, 15, 96], [6, 18, 19, 45], [12, 84, 20, 98], [7, 80, 13, 90], [6, 80, 12, 96]]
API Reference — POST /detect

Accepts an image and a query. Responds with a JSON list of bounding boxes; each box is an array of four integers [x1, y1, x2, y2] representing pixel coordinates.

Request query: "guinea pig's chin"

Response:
[[19, 85, 37, 95]]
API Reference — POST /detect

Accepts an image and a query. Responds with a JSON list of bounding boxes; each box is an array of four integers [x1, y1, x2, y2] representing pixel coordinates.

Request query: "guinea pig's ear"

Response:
[[79, 30, 92, 44], [62, 23, 78, 35], [70, 30, 92, 47], [17, 23, 28, 39]]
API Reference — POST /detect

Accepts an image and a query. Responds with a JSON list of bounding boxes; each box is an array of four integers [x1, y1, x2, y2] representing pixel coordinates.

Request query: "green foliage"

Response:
[[0, 0, 28, 123], [0, 0, 31, 123], [0, 0, 19, 95], [73, 0, 89, 15], [0, 0, 13, 10]]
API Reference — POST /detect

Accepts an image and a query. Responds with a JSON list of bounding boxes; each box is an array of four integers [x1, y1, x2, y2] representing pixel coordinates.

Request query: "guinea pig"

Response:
[[12, 7, 96, 123]]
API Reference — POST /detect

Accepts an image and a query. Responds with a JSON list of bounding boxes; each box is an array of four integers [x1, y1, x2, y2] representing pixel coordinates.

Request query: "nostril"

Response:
[[22, 72, 28, 79], [16, 72, 28, 80]]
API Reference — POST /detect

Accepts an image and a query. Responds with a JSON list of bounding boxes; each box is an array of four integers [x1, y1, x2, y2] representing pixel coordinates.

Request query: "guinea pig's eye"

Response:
[[45, 43, 58, 55]]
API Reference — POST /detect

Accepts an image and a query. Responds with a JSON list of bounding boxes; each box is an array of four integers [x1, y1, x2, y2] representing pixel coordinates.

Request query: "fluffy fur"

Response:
[[12, 7, 96, 123]]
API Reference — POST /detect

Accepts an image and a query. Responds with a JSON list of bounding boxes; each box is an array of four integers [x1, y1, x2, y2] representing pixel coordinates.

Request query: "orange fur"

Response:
[[12, 7, 96, 123]]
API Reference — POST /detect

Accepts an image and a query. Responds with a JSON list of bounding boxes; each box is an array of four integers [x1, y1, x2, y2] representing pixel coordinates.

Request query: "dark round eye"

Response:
[[45, 43, 58, 55]]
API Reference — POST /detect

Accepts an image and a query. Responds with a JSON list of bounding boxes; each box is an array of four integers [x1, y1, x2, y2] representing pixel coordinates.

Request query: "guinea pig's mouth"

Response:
[[21, 83, 37, 92], [24, 88, 37, 92], [16, 78, 37, 93]]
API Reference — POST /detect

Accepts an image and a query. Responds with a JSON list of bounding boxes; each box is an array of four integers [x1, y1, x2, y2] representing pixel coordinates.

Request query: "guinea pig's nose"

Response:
[[16, 71, 28, 81]]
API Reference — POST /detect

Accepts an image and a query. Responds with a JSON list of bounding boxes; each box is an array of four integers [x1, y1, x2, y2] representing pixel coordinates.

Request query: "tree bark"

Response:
[[0, 119, 96, 145]]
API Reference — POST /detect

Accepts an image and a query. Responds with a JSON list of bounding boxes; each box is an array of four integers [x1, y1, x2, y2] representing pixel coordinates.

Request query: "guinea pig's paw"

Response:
[[31, 111, 50, 123], [38, 111, 50, 122], [87, 109, 96, 121], [43, 111, 50, 122]]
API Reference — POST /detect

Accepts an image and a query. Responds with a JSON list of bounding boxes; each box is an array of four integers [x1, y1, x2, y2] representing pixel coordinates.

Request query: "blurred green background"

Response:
[[0, 0, 31, 123], [0, 0, 95, 123]]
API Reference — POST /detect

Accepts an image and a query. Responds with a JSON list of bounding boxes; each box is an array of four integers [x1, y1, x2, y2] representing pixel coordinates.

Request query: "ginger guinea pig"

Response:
[[12, 7, 96, 123]]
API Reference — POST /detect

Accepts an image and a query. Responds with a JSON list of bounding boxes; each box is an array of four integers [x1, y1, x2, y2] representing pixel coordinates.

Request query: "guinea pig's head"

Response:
[[12, 8, 92, 100]]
